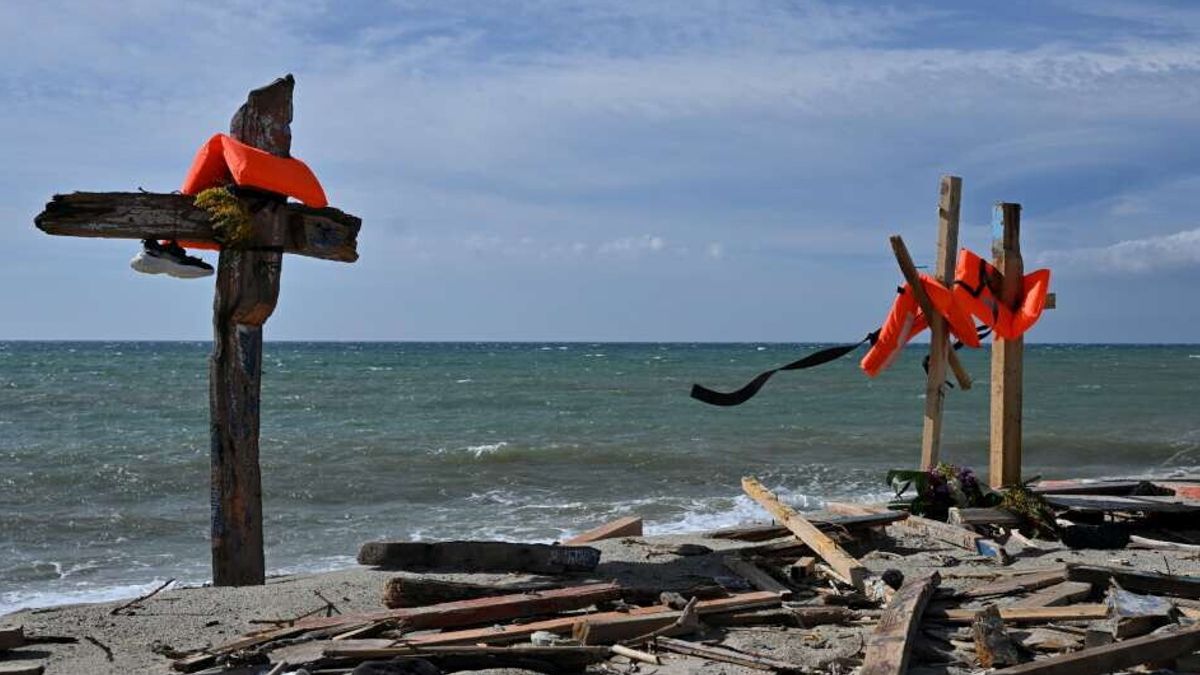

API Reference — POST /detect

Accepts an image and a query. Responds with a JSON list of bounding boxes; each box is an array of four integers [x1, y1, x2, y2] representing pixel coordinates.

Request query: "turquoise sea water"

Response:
[[2, 341, 1198, 613]]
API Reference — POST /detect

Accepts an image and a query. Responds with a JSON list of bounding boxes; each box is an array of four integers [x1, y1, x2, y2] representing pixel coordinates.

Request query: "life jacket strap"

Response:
[[690, 331, 879, 407]]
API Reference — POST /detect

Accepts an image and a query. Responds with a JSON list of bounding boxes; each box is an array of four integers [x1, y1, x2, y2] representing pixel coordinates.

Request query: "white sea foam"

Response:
[[0, 578, 177, 616], [466, 442, 509, 457], [456, 378, 473, 384]]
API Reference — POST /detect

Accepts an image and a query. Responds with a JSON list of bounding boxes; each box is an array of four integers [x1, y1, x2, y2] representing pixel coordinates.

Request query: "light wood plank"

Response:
[[922, 175, 964, 469], [564, 516, 643, 545], [742, 478, 868, 590], [1012, 581, 1093, 608], [989, 202, 1024, 488]]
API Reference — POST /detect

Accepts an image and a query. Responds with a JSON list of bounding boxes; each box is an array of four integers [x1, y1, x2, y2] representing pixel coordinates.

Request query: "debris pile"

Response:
[[126, 474, 1200, 675]]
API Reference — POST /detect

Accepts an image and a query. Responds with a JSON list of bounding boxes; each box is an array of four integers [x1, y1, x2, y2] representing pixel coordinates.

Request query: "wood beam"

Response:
[[921, 175, 962, 469], [209, 75, 293, 586], [35, 192, 360, 263], [861, 571, 940, 675], [888, 235, 971, 390], [990, 202, 1024, 488]]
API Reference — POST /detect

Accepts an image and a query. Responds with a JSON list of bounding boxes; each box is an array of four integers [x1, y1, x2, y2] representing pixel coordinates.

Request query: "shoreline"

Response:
[[8, 517, 1200, 674]]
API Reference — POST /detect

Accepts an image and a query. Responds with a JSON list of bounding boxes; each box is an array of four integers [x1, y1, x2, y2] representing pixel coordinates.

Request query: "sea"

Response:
[[2, 341, 1198, 614]]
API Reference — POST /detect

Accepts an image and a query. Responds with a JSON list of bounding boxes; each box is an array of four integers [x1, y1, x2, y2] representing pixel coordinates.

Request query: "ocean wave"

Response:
[[0, 578, 177, 617], [466, 442, 509, 457]]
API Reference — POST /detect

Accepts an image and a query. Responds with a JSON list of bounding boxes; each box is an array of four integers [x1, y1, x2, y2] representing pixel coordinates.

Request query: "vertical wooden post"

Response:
[[989, 203, 1023, 488], [920, 176, 962, 470], [209, 75, 293, 586]]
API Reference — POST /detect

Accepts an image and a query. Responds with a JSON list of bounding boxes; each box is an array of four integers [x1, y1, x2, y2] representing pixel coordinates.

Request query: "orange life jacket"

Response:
[[953, 249, 1051, 341], [177, 134, 329, 250], [860, 274, 980, 377]]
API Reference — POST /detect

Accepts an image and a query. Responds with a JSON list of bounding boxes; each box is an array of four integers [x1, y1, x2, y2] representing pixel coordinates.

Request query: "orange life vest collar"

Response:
[[181, 133, 328, 208]]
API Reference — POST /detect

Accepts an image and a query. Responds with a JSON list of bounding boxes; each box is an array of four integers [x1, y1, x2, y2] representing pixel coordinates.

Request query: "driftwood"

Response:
[[860, 571, 939, 675], [973, 605, 1022, 668], [828, 502, 1010, 563], [564, 516, 643, 544], [382, 576, 560, 609], [358, 540, 601, 574], [989, 622, 1200, 674], [110, 578, 175, 615], [574, 603, 698, 645], [655, 636, 808, 673]]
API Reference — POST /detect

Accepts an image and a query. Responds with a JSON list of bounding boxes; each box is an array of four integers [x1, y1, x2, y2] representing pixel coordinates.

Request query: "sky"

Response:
[[1, 0, 1198, 342]]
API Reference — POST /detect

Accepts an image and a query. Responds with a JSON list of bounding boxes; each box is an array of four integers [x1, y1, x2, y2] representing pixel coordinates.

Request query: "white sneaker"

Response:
[[130, 240, 214, 279]]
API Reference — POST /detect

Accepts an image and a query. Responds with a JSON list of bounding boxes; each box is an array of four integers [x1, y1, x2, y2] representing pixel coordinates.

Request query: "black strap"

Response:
[[690, 331, 879, 407]]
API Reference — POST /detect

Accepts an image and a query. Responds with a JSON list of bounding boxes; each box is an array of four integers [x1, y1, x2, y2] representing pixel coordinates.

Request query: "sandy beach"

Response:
[[6, 517, 1200, 675]]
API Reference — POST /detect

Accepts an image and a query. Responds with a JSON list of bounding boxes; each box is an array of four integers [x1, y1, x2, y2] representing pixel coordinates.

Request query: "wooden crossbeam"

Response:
[[36, 192, 360, 263]]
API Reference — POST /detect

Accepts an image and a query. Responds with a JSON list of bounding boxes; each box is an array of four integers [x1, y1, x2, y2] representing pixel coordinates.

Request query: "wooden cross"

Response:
[[989, 202, 1023, 488], [33, 75, 361, 586]]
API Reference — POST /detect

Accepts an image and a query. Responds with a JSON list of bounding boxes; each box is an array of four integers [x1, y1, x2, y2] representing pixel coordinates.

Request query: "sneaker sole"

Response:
[[130, 253, 214, 279]]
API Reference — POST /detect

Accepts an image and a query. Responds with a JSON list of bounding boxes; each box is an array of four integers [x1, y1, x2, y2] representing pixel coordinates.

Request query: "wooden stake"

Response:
[[921, 175, 962, 469], [210, 76, 294, 586], [888, 236, 971, 390], [990, 202, 1024, 488]]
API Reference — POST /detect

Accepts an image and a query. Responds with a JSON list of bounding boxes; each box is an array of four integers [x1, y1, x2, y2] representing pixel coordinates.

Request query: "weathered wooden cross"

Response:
[[33, 75, 361, 586], [893, 178, 1054, 488]]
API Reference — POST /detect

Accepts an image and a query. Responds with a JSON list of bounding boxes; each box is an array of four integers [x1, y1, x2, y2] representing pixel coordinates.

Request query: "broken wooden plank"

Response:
[[703, 606, 857, 628], [860, 571, 939, 675], [1042, 494, 1200, 513], [35, 192, 360, 263], [989, 622, 1200, 675], [175, 582, 622, 670], [708, 511, 909, 541], [962, 568, 1067, 599], [610, 644, 660, 665], [722, 556, 792, 599], [573, 608, 698, 645], [655, 636, 807, 673], [563, 516, 643, 545], [742, 478, 869, 591], [322, 643, 610, 671], [973, 605, 1022, 668], [948, 507, 1021, 528], [928, 604, 1108, 625], [1066, 564, 1200, 599], [825, 501, 1009, 562], [1012, 581, 1093, 608], [387, 591, 781, 648], [1128, 534, 1200, 552], [381, 576, 560, 609], [0, 625, 24, 651], [357, 540, 601, 574]]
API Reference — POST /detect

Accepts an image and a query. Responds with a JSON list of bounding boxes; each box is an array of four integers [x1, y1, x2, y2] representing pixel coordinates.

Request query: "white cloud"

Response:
[[597, 235, 666, 257], [1038, 227, 1200, 273]]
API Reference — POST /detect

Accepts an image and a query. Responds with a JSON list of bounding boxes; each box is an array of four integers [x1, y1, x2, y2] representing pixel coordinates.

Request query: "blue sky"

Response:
[[2, 0, 1198, 341]]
